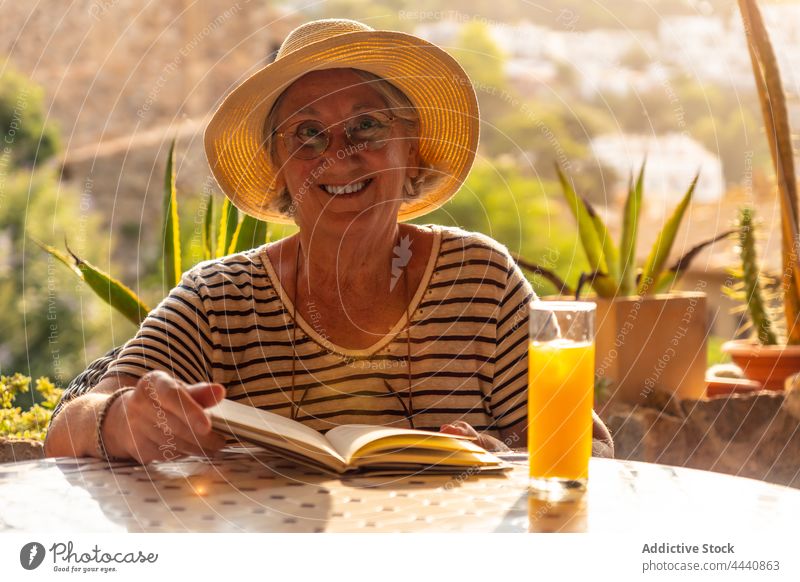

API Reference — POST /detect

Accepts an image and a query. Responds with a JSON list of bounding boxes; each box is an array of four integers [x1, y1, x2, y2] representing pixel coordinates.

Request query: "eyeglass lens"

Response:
[[283, 113, 393, 159]]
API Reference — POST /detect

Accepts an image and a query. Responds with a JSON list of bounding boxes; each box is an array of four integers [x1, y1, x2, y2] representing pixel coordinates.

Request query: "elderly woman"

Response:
[[44, 19, 613, 464]]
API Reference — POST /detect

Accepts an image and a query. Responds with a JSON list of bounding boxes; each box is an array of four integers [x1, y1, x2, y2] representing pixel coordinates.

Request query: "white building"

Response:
[[504, 58, 557, 93], [488, 21, 549, 60], [659, 14, 772, 90], [545, 28, 640, 68], [590, 132, 725, 217], [414, 20, 463, 48], [656, 10, 800, 95], [492, 22, 660, 97]]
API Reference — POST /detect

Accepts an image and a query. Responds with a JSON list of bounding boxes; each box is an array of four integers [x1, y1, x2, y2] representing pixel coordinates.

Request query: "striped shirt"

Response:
[[100, 224, 536, 437]]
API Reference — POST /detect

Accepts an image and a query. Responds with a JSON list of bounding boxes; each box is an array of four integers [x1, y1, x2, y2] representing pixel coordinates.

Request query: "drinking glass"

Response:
[[528, 301, 595, 493]]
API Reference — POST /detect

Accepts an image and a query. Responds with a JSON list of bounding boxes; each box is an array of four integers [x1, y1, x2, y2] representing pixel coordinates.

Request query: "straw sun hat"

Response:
[[204, 18, 480, 225]]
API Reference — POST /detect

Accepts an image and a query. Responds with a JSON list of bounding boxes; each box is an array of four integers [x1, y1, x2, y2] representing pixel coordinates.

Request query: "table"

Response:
[[2, 447, 799, 533]]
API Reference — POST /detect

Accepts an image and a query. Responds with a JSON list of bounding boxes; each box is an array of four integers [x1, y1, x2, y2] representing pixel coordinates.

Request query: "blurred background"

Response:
[[1, 0, 798, 384]]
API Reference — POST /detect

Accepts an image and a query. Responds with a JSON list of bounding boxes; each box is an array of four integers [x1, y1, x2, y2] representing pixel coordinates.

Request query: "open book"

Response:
[[205, 399, 509, 475]]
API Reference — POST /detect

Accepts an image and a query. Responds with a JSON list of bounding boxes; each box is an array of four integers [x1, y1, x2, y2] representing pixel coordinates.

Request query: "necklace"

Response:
[[288, 234, 415, 429]]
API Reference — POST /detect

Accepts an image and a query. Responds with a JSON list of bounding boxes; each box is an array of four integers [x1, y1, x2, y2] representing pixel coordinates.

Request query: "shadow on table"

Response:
[[336, 468, 512, 492], [494, 490, 589, 533], [57, 448, 334, 532], [50, 449, 528, 533]]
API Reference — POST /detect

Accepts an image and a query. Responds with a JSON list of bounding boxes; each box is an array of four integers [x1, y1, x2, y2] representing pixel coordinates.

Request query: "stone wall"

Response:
[[0, 439, 43, 463], [603, 388, 800, 489]]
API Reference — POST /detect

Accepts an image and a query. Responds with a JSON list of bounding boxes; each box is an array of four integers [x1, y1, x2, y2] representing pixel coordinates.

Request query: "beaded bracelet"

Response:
[[96, 387, 135, 462]]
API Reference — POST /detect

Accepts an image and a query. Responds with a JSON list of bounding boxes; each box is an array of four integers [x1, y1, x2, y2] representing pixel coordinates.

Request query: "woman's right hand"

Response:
[[101, 370, 228, 464]]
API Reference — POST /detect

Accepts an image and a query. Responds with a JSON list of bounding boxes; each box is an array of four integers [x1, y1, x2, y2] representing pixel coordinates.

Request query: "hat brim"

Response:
[[204, 30, 480, 225]]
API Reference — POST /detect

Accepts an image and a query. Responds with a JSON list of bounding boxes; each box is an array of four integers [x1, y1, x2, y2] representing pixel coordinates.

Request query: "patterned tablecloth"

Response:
[[1, 448, 798, 533]]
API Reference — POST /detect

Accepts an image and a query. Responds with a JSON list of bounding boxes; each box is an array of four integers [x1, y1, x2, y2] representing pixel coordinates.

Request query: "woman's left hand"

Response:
[[440, 420, 511, 452]]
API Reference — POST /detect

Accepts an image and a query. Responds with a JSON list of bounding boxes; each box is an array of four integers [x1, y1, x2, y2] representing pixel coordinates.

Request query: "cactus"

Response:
[[737, 207, 778, 345]]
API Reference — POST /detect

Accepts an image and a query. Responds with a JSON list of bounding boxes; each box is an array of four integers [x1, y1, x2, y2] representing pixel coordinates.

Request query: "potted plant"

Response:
[[722, 207, 800, 390], [719, 0, 800, 390], [548, 162, 731, 406], [515, 161, 731, 406]]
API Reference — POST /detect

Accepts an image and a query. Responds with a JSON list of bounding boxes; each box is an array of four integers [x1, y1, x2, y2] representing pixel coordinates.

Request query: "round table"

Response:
[[1, 447, 798, 533]]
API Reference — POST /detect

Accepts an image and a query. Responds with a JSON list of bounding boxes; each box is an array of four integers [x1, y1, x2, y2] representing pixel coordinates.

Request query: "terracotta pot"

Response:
[[542, 292, 708, 406], [721, 340, 800, 391], [594, 292, 708, 405], [705, 377, 763, 398]]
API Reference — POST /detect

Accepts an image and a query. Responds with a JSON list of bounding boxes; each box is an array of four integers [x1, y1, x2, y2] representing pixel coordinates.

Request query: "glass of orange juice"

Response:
[[528, 300, 595, 494]]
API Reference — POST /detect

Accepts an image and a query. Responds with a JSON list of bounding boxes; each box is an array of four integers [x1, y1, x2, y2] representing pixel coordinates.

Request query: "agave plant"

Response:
[[31, 140, 271, 326], [513, 161, 732, 299], [736, 0, 800, 344]]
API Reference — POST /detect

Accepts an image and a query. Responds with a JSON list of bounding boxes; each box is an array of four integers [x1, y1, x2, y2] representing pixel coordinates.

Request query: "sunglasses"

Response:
[[274, 110, 398, 160]]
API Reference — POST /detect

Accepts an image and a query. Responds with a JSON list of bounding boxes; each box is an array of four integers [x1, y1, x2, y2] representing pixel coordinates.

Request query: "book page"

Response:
[[325, 424, 480, 464], [349, 448, 502, 469], [206, 399, 345, 469]]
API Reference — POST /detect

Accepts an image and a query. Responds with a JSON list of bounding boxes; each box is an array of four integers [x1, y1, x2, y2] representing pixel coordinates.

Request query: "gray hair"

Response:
[[262, 68, 447, 218]]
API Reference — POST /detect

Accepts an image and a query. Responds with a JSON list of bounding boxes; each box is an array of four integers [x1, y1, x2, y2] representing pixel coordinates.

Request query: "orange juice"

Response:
[[528, 339, 594, 482]]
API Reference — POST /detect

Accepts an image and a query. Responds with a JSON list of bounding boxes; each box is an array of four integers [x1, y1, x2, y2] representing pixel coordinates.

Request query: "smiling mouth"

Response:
[[318, 178, 373, 196]]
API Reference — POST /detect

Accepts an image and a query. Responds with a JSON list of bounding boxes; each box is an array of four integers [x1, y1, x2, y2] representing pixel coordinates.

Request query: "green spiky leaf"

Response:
[[583, 195, 619, 286], [555, 164, 616, 297], [162, 139, 181, 287], [652, 229, 737, 294], [202, 194, 214, 261], [216, 197, 238, 258], [738, 0, 800, 344], [231, 214, 269, 253], [637, 173, 698, 295], [32, 237, 150, 326], [619, 162, 644, 295], [30, 236, 81, 278], [510, 252, 575, 296]]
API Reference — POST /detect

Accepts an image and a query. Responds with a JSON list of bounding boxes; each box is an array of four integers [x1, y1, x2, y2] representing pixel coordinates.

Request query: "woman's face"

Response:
[[273, 68, 419, 231]]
